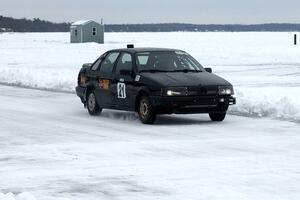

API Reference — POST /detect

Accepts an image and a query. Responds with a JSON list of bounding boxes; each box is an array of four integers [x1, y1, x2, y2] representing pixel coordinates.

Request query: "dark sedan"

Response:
[[76, 45, 236, 124]]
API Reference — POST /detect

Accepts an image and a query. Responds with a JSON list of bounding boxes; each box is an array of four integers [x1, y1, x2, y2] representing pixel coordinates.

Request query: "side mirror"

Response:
[[120, 69, 132, 76], [205, 68, 212, 73]]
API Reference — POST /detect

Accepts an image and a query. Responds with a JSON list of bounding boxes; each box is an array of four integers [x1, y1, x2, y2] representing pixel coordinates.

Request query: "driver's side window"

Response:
[[99, 52, 119, 75], [115, 53, 133, 75]]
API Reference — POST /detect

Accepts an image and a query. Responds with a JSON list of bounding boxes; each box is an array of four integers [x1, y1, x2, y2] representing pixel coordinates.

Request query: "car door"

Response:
[[111, 52, 136, 110], [94, 51, 120, 107]]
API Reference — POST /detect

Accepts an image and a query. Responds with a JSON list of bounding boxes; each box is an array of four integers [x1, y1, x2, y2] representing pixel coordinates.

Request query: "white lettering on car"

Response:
[[135, 75, 141, 82], [117, 82, 126, 99]]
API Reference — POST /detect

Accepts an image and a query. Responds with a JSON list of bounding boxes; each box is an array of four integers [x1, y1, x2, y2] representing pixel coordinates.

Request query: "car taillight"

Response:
[[78, 74, 87, 85]]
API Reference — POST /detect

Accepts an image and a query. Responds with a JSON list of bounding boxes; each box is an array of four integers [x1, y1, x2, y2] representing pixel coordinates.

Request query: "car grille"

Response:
[[187, 86, 218, 96]]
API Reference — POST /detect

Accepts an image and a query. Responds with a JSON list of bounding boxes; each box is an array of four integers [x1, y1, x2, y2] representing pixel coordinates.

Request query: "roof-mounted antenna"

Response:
[[127, 44, 134, 48]]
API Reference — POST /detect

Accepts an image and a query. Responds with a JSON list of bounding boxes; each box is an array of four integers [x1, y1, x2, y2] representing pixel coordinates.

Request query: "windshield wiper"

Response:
[[139, 69, 203, 73], [139, 69, 171, 73], [171, 69, 202, 73]]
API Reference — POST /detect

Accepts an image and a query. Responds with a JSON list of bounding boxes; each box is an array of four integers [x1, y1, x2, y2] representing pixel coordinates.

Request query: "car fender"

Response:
[[135, 87, 152, 111]]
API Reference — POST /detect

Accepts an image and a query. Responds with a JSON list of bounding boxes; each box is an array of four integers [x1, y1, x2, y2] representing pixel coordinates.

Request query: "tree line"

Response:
[[1, 16, 300, 32], [0, 16, 70, 32]]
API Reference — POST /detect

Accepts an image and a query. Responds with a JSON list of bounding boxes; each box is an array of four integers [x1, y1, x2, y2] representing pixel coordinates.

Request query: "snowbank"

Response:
[[230, 88, 300, 122], [0, 192, 36, 200], [0, 32, 299, 122]]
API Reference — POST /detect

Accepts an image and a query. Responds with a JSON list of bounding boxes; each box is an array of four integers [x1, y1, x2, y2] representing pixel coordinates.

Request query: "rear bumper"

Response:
[[150, 95, 236, 114], [76, 86, 86, 103]]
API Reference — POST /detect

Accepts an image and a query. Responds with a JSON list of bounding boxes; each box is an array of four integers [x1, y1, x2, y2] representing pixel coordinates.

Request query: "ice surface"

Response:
[[0, 32, 299, 121], [0, 192, 36, 200], [0, 85, 300, 200]]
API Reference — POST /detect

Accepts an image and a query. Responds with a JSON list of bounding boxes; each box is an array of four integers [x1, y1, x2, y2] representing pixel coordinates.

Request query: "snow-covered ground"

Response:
[[0, 85, 300, 200], [1, 32, 300, 199], [0, 32, 300, 122]]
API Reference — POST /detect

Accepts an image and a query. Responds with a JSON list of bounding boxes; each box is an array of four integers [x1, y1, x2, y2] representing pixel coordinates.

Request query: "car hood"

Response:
[[140, 72, 231, 87]]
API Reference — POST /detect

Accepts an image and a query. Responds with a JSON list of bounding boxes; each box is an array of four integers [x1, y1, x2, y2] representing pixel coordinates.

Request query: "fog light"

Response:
[[219, 98, 225, 102]]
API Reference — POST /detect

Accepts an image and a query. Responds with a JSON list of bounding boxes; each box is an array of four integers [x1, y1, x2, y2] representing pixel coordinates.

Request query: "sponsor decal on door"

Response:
[[117, 82, 126, 99]]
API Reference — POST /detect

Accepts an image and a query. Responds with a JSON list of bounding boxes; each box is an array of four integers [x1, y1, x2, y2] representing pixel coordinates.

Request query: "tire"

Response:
[[209, 112, 226, 121], [138, 95, 156, 124], [87, 91, 102, 115]]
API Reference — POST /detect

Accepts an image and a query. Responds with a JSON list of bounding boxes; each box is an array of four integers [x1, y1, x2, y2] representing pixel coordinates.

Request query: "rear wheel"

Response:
[[138, 96, 156, 124], [209, 112, 226, 121], [87, 91, 102, 115]]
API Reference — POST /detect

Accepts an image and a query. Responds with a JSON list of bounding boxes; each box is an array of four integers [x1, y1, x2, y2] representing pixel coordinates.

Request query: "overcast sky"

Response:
[[1, 0, 300, 24]]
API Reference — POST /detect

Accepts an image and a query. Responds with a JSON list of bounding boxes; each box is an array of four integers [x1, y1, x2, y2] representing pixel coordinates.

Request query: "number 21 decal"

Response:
[[117, 82, 126, 99]]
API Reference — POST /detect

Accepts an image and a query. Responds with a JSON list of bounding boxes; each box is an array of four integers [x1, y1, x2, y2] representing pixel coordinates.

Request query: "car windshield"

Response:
[[136, 51, 205, 72]]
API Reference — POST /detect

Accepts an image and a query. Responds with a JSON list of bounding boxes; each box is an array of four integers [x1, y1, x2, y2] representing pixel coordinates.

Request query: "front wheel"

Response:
[[138, 96, 156, 124], [87, 91, 102, 115], [209, 112, 226, 121]]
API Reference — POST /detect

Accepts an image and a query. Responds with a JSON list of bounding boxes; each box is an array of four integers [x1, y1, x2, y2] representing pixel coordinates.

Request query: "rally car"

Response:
[[76, 45, 236, 124]]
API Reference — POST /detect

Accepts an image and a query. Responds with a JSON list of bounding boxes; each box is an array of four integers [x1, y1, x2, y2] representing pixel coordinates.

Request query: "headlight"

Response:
[[218, 86, 234, 95], [164, 87, 187, 96]]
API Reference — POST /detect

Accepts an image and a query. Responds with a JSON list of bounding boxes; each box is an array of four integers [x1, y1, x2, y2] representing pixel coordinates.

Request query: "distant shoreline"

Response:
[[1, 16, 300, 32]]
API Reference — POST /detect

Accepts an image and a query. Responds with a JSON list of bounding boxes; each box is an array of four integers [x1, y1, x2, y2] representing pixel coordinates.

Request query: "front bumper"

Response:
[[228, 96, 236, 105], [150, 95, 236, 114]]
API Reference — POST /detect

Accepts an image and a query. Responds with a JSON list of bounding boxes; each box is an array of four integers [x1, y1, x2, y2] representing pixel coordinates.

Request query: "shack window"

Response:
[[74, 29, 78, 36], [92, 27, 97, 36]]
